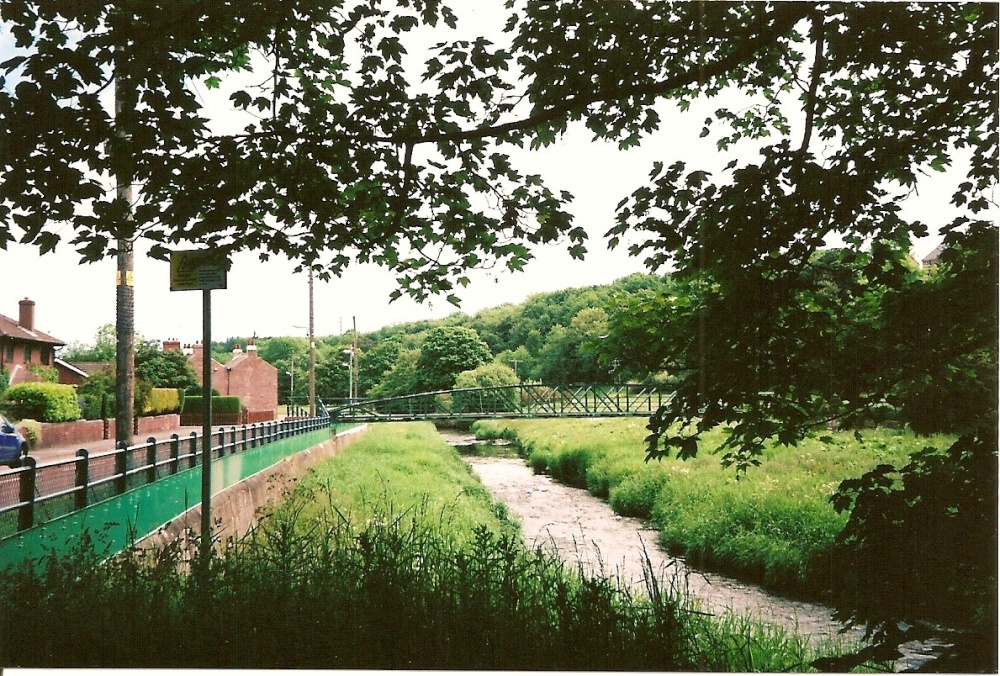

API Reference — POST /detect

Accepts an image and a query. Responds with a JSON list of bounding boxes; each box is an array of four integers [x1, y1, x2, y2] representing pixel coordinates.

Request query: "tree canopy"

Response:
[[0, 0, 582, 301], [2, 1, 996, 669]]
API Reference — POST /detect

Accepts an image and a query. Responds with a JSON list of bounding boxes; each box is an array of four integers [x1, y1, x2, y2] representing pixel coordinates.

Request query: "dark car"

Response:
[[0, 414, 27, 467]]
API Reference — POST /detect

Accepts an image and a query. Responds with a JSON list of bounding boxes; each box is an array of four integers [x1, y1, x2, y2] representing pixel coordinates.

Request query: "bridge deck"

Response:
[[328, 384, 667, 423]]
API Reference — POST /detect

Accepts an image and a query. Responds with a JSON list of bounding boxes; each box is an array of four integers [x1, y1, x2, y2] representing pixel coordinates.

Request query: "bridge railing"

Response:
[[0, 415, 330, 542], [328, 383, 668, 422]]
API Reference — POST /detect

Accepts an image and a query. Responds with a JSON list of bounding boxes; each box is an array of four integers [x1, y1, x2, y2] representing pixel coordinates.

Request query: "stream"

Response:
[[442, 432, 944, 670]]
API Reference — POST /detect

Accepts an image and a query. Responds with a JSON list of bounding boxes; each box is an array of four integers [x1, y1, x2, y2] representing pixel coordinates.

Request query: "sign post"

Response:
[[170, 250, 229, 566]]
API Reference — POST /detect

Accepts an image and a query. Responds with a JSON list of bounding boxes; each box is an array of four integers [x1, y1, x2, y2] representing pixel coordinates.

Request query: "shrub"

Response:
[[14, 418, 41, 448], [2, 382, 81, 422], [182, 395, 241, 414], [214, 396, 241, 414], [146, 388, 184, 415]]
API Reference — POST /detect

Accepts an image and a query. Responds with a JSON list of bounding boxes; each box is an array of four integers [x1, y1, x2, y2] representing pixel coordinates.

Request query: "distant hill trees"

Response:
[[217, 272, 670, 405]]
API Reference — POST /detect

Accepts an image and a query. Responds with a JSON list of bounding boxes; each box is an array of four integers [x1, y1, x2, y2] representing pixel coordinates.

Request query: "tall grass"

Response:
[[471, 418, 953, 598], [0, 422, 867, 669]]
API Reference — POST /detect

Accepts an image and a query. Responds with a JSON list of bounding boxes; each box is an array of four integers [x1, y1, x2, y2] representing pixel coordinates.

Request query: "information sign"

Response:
[[170, 250, 230, 291]]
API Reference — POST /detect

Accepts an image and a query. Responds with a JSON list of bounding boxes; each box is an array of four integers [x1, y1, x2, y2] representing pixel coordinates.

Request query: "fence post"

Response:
[[250, 423, 258, 448], [188, 432, 199, 469], [169, 434, 180, 475], [241, 424, 248, 452], [114, 441, 128, 495], [146, 437, 158, 484], [229, 426, 237, 454], [17, 456, 37, 531], [74, 449, 89, 511], [217, 428, 225, 458]]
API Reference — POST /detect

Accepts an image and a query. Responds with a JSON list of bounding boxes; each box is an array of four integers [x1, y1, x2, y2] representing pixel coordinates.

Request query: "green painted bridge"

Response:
[[328, 383, 668, 422]]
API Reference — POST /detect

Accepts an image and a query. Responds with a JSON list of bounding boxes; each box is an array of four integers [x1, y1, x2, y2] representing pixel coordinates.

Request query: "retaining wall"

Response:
[[0, 425, 367, 569], [140, 425, 367, 552]]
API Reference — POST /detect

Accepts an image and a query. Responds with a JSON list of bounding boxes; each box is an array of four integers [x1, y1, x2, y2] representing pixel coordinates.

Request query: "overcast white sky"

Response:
[[0, 4, 962, 348]]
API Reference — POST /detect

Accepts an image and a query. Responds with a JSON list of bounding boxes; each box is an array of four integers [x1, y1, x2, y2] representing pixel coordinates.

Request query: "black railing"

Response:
[[0, 415, 330, 541], [328, 383, 668, 422]]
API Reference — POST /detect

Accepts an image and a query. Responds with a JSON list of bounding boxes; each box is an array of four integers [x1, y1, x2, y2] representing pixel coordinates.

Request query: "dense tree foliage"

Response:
[[509, 3, 996, 668], [135, 345, 197, 390], [0, 0, 582, 298], [415, 326, 492, 391]]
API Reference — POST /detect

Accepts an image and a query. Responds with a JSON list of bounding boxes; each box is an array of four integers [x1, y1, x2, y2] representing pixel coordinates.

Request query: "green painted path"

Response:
[[0, 428, 332, 570]]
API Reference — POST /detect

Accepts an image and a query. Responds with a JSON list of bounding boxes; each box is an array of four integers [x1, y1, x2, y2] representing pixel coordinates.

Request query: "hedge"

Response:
[[147, 388, 185, 415], [2, 382, 82, 422], [181, 395, 241, 414]]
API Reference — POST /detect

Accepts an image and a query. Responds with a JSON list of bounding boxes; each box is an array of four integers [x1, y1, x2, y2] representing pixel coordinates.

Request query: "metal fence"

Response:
[[328, 383, 668, 422], [0, 416, 330, 541]]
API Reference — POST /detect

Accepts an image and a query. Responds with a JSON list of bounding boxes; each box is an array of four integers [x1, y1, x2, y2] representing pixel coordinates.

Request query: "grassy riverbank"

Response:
[[0, 422, 867, 670], [471, 418, 952, 598]]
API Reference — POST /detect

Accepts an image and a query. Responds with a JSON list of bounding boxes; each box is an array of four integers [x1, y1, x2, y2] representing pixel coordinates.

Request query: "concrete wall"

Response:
[[138, 425, 367, 554]]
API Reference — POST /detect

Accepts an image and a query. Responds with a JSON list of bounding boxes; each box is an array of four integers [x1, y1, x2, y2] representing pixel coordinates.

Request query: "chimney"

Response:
[[18, 298, 34, 331], [232, 343, 243, 356], [163, 338, 181, 352], [247, 337, 258, 357]]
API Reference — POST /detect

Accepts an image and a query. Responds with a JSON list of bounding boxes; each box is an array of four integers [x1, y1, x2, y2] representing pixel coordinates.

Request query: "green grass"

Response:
[[471, 418, 953, 597], [0, 421, 876, 670]]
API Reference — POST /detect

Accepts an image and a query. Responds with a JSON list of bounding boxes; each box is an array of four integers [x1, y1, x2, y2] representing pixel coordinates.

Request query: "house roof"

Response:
[[69, 361, 114, 376], [55, 359, 91, 379], [922, 244, 946, 267], [0, 312, 64, 345]]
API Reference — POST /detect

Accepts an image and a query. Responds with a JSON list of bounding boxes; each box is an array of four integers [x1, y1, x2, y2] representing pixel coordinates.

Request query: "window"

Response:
[[41, 349, 50, 366], [4, 343, 11, 362], [24, 345, 31, 363]]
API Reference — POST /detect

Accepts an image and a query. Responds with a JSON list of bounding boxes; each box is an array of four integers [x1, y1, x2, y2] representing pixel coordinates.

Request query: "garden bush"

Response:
[[2, 382, 81, 422], [146, 388, 184, 415], [181, 395, 240, 414], [14, 418, 40, 448]]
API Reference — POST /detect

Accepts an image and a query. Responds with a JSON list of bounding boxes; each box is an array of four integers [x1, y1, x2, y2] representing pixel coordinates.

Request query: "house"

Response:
[[921, 244, 946, 268], [184, 339, 278, 420], [0, 298, 78, 386]]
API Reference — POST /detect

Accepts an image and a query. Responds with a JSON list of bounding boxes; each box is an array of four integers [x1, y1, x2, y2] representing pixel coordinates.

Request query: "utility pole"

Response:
[[308, 269, 316, 417], [114, 47, 135, 447], [352, 316, 359, 400]]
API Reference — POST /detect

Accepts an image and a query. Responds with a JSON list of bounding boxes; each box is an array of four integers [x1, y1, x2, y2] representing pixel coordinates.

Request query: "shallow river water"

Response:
[[446, 434, 942, 670]]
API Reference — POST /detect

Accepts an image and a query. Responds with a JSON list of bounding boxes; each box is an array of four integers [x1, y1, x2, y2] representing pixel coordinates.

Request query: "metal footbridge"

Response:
[[328, 383, 668, 423]]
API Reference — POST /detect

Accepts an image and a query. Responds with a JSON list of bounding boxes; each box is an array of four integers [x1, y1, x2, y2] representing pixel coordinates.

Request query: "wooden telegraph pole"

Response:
[[114, 48, 135, 447], [308, 270, 316, 417]]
